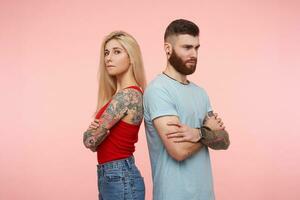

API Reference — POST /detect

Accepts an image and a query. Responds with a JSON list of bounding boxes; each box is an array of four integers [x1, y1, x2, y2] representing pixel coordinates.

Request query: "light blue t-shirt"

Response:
[[143, 74, 215, 200]]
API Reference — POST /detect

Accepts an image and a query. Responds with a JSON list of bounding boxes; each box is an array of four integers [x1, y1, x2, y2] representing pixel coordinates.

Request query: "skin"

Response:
[[152, 34, 225, 161], [83, 39, 142, 152], [166, 113, 225, 142], [83, 88, 143, 152]]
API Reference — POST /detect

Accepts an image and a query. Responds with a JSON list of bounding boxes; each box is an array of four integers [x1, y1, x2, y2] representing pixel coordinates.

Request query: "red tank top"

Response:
[[95, 86, 143, 164]]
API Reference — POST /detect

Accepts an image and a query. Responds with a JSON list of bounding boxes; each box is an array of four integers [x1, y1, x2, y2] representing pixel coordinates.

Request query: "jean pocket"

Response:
[[104, 170, 124, 183]]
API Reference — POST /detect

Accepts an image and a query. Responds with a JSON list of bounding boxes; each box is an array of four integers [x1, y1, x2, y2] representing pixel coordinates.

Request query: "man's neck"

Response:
[[163, 64, 189, 84]]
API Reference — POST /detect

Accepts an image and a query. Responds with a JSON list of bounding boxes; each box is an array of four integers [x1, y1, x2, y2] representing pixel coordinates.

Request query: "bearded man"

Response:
[[143, 19, 230, 200]]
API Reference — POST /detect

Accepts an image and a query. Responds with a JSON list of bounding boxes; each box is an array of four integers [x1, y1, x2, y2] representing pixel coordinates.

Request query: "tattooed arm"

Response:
[[83, 88, 143, 152]]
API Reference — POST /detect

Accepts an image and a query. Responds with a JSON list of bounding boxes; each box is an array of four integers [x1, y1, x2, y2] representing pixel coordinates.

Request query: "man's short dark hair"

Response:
[[164, 19, 199, 41]]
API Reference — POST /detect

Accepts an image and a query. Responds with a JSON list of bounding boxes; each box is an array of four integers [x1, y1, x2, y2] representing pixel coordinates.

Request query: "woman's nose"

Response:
[[105, 53, 112, 63]]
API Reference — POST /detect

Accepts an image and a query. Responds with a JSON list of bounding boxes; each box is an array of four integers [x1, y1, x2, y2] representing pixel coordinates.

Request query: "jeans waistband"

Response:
[[97, 156, 135, 171]]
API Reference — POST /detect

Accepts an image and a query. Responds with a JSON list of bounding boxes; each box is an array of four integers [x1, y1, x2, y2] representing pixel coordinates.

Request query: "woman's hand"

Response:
[[87, 119, 100, 131]]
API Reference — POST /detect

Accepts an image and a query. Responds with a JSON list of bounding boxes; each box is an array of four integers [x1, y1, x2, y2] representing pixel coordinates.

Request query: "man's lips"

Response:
[[186, 60, 197, 64]]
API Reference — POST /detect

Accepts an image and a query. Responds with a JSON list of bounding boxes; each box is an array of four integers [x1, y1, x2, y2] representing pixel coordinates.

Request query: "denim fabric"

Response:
[[97, 156, 145, 200]]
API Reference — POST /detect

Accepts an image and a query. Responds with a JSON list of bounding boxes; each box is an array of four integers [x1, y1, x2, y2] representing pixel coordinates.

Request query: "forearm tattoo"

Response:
[[83, 88, 143, 151]]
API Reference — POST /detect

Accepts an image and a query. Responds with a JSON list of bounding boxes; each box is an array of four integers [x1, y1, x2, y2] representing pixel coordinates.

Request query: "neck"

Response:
[[116, 69, 138, 91], [164, 63, 189, 84]]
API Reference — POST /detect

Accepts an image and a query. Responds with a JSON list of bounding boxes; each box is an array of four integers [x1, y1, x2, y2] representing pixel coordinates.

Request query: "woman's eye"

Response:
[[114, 50, 121, 54], [104, 51, 109, 56]]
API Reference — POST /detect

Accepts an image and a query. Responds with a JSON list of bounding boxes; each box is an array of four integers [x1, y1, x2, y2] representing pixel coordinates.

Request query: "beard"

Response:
[[168, 50, 197, 75]]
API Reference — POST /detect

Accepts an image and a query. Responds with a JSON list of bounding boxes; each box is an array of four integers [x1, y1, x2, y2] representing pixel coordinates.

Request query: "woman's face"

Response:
[[104, 39, 131, 76]]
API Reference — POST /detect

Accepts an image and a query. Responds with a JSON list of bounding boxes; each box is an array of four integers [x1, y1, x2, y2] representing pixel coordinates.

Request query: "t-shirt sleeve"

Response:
[[144, 86, 178, 121], [204, 89, 213, 113]]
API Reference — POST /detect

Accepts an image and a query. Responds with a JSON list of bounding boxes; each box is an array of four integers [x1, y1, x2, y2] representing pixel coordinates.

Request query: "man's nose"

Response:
[[190, 49, 197, 58]]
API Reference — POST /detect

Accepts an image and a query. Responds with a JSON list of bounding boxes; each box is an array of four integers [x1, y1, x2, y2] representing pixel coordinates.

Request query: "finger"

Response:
[[93, 119, 99, 123], [167, 133, 184, 138], [220, 124, 225, 129], [214, 113, 218, 118], [91, 122, 100, 127], [89, 125, 98, 129], [165, 127, 180, 135], [166, 130, 180, 136], [90, 123, 99, 127], [167, 122, 181, 127], [173, 138, 188, 143], [91, 121, 99, 124], [88, 125, 94, 129]]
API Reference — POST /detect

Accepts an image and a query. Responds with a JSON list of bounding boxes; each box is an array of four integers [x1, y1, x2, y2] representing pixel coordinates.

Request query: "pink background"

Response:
[[1, 0, 299, 199]]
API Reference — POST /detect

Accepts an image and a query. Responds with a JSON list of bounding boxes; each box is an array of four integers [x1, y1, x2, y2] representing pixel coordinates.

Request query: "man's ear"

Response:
[[164, 42, 172, 57]]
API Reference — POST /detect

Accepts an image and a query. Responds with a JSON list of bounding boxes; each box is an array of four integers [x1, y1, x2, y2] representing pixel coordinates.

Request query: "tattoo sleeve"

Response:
[[83, 88, 143, 152], [200, 127, 230, 150]]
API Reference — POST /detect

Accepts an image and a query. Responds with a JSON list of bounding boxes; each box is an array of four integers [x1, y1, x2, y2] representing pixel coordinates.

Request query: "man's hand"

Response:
[[203, 113, 225, 131], [166, 122, 201, 143], [201, 113, 230, 150]]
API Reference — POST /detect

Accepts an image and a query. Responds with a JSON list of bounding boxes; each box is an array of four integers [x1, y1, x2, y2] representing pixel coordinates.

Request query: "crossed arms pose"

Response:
[[83, 88, 143, 152], [153, 112, 229, 161]]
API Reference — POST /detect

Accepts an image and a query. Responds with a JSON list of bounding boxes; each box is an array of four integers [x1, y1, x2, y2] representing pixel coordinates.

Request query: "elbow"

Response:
[[173, 155, 186, 162], [83, 137, 91, 149], [83, 138, 96, 151], [168, 149, 190, 162]]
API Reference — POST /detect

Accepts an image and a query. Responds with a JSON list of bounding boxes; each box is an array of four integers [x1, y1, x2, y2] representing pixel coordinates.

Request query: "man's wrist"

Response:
[[200, 126, 211, 139], [195, 128, 203, 143]]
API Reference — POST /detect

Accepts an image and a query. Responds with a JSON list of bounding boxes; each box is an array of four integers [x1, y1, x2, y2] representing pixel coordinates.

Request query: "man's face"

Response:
[[168, 34, 200, 75]]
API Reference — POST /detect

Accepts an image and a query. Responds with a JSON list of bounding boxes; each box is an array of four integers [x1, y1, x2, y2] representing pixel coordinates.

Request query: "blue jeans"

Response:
[[97, 156, 145, 200]]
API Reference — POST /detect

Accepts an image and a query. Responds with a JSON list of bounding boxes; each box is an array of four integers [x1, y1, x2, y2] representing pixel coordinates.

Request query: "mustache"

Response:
[[186, 58, 197, 63]]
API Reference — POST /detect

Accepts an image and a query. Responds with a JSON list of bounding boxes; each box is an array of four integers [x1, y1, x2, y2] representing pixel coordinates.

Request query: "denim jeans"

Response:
[[97, 156, 145, 200]]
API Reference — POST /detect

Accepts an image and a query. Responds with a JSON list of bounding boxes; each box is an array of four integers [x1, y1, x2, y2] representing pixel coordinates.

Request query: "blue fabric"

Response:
[[143, 74, 215, 200], [97, 156, 145, 200]]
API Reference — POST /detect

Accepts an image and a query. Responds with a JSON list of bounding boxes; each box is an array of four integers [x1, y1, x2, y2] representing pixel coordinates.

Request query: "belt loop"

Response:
[[125, 158, 132, 169]]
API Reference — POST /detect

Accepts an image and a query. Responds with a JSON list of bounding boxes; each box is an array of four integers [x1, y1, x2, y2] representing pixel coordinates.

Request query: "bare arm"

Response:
[[83, 88, 142, 152], [201, 113, 230, 150], [153, 115, 204, 161]]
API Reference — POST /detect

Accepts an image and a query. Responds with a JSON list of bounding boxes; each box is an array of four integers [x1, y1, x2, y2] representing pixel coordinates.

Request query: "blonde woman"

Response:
[[83, 31, 146, 200]]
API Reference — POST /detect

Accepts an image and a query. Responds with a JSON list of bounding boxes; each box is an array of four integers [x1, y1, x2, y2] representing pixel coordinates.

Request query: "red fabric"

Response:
[[95, 86, 143, 164]]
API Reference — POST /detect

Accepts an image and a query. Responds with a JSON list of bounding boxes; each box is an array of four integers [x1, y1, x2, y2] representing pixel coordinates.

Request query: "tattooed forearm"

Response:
[[83, 126, 109, 152]]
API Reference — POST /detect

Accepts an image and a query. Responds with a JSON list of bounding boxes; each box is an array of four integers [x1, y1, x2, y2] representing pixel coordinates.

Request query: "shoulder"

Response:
[[112, 87, 142, 107], [144, 75, 170, 97], [189, 82, 209, 96]]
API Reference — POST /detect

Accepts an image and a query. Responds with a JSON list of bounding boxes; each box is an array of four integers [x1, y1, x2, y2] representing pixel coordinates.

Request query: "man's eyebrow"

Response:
[[182, 44, 194, 48], [181, 44, 200, 48]]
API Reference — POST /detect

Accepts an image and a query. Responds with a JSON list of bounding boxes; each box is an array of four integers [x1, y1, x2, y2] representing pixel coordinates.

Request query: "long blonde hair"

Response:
[[96, 31, 146, 113]]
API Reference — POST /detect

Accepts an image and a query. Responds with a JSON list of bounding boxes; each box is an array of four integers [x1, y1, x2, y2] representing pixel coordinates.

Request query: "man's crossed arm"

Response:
[[153, 113, 230, 161]]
